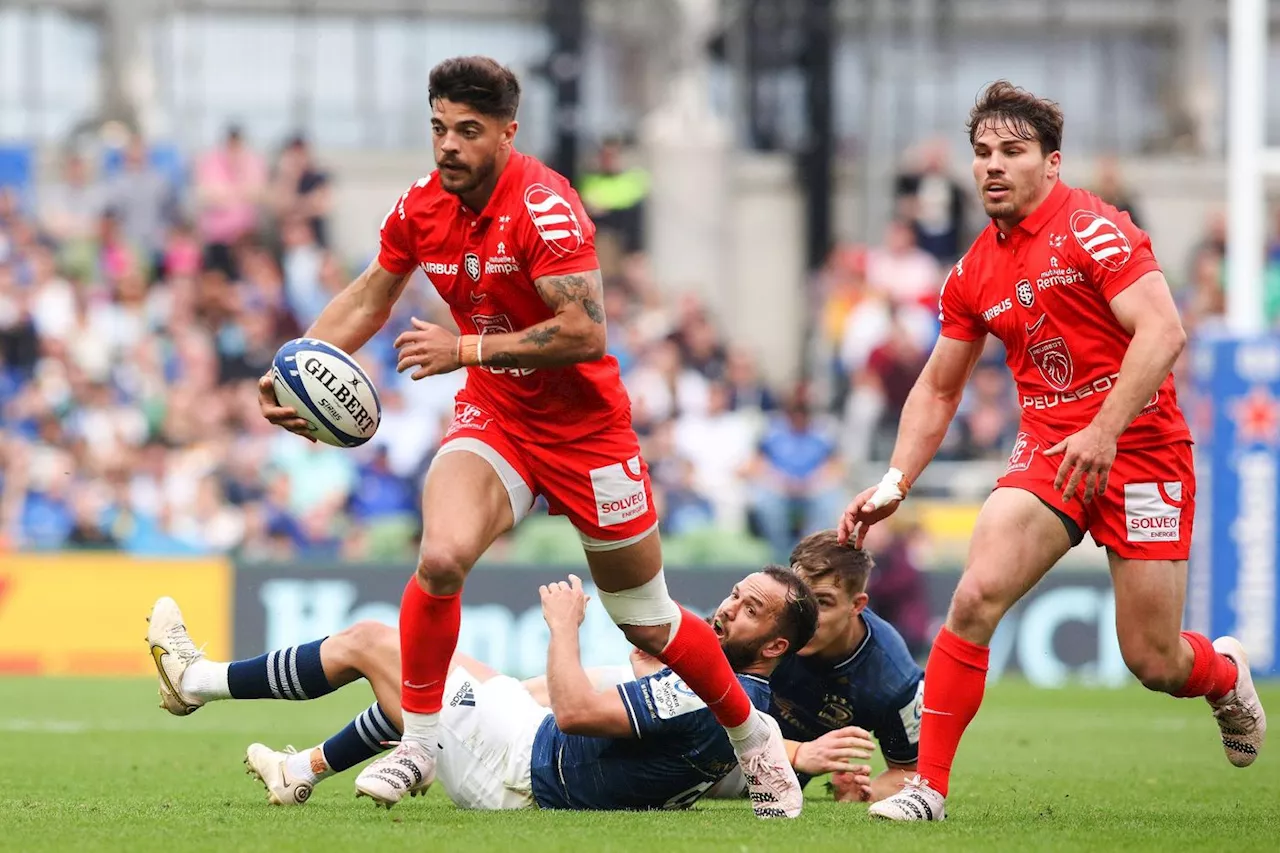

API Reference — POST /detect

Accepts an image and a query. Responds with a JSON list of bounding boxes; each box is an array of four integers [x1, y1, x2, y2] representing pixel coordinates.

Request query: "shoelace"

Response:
[[743, 751, 793, 793], [898, 774, 934, 795], [1213, 701, 1257, 732], [165, 624, 205, 663]]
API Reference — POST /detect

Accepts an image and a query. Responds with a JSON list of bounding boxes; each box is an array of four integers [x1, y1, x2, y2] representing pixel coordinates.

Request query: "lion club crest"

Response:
[[1028, 337, 1074, 391], [464, 252, 481, 282], [1016, 278, 1035, 308]]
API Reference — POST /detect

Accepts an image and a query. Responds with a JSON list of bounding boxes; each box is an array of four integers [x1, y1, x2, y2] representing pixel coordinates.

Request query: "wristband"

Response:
[[456, 334, 481, 367], [785, 740, 800, 768]]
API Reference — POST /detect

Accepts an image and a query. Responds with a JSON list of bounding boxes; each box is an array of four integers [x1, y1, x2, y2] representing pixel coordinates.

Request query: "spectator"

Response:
[[195, 124, 267, 278], [1088, 154, 1142, 229], [104, 135, 178, 271], [894, 139, 967, 263], [745, 385, 845, 562], [38, 151, 105, 246], [270, 134, 332, 248], [578, 137, 648, 256]]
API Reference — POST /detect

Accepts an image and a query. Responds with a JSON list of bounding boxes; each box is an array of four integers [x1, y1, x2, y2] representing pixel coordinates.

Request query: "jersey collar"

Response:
[[1009, 178, 1070, 236], [833, 613, 873, 669]]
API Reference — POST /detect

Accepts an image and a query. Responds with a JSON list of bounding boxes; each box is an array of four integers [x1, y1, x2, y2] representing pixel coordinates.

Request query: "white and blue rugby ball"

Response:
[[271, 338, 382, 448]]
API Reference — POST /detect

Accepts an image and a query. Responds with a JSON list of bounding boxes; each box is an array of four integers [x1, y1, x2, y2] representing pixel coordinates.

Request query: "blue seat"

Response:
[[0, 144, 34, 210]]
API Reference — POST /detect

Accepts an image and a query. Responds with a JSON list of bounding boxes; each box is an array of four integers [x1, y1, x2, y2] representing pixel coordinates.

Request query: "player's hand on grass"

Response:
[[540, 574, 591, 631], [394, 317, 462, 379], [829, 766, 873, 803], [256, 373, 316, 442], [1045, 421, 1118, 503], [793, 726, 876, 776], [837, 484, 901, 549]]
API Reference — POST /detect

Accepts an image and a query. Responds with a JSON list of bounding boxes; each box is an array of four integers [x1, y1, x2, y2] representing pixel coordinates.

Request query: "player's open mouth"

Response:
[[712, 617, 725, 638], [984, 184, 1010, 201]]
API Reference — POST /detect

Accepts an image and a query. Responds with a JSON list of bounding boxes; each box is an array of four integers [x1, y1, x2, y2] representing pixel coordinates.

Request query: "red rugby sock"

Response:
[[399, 577, 461, 714], [1174, 631, 1238, 701], [916, 627, 990, 798]]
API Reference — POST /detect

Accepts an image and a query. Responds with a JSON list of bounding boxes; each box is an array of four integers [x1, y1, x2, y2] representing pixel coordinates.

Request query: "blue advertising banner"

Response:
[[1189, 334, 1280, 676]]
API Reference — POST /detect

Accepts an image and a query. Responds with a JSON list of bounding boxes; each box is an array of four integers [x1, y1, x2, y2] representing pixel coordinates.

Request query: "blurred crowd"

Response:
[[9, 128, 1241, 625]]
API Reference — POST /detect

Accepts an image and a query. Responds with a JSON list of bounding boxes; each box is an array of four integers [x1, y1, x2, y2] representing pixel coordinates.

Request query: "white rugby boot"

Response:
[[146, 596, 205, 716], [868, 774, 947, 821], [732, 710, 803, 819], [353, 740, 435, 808], [244, 744, 314, 806], [1208, 636, 1267, 768]]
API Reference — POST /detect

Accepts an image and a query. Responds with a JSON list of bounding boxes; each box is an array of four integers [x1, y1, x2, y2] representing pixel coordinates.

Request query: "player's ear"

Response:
[[501, 119, 518, 149], [851, 591, 869, 616], [1045, 148, 1061, 180], [761, 635, 790, 661]]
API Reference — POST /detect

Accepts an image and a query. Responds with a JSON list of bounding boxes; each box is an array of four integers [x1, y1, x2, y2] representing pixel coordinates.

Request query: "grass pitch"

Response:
[[0, 677, 1276, 852]]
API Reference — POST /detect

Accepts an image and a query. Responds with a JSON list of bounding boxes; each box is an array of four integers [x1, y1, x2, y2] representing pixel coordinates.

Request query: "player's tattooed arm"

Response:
[[456, 269, 607, 369]]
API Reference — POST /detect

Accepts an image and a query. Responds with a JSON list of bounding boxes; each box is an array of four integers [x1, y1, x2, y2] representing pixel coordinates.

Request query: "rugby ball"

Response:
[[270, 338, 381, 447]]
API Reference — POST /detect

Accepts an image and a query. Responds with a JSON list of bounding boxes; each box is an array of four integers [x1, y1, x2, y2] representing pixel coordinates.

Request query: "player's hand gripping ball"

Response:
[[263, 338, 382, 448]]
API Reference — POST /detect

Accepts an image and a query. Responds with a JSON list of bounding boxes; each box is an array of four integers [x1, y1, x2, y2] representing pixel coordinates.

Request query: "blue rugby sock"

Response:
[[227, 638, 334, 700], [322, 703, 401, 772]]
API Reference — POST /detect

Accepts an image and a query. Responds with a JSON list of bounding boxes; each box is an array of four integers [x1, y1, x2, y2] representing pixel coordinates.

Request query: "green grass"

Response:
[[0, 677, 1277, 852]]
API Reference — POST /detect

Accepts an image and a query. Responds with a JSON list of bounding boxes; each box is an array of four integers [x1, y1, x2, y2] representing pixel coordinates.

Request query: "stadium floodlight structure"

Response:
[[1227, 0, 1270, 333]]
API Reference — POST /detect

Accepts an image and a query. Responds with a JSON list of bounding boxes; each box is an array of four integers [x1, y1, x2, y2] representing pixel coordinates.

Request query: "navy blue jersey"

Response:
[[770, 608, 923, 783], [529, 670, 771, 811]]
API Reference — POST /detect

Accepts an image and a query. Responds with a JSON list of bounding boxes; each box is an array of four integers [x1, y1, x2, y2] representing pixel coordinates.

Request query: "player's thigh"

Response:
[[947, 486, 1074, 642], [421, 422, 534, 571], [1085, 442, 1195, 568], [1108, 552, 1188, 667], [584, 526, 663, 592]]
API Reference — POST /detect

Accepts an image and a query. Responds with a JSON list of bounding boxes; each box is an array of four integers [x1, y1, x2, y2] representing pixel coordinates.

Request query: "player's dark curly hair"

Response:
[[428, 56, 521, 120], [967, 80, 1064, 154], [790, 530, 873, 598], [760, 565, 819, 656]]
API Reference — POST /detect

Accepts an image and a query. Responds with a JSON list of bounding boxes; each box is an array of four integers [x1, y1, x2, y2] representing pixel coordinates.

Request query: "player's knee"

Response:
[[619, 624, 670, 656], [415, 543, 473, 594], [330, 620, 392, 668], [598, 570, 681, 654], [1122, 646, 1184, 693], [947, 576, 1009, 643]]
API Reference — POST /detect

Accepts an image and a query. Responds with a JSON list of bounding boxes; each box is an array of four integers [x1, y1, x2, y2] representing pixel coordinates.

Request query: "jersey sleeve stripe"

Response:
[[617, 684, 643, 739]]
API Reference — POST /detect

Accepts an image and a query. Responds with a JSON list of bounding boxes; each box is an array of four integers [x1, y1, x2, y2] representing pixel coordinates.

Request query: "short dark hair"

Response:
[[789, 530, 873, 598], [967, 80, 1064, 155], [760, 565, 818, 655], [428, 56, 521, 120]]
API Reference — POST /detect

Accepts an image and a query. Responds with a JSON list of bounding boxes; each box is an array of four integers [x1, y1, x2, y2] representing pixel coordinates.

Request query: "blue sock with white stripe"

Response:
[[321, 702, 401, 772], [227, 639, 333, 701]]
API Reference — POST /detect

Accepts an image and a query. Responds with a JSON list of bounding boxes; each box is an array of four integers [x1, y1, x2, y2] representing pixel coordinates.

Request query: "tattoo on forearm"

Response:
[[536, 270, 606, 325], [521, 325, 560, 348], [485, 352, 519, 368]]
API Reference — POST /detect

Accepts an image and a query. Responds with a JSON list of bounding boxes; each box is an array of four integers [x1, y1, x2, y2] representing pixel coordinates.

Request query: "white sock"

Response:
[[180, 660, 230, 702], [285, 746, 333, 786], [401, 710, 440, 748], [726, 709, 770, 751]]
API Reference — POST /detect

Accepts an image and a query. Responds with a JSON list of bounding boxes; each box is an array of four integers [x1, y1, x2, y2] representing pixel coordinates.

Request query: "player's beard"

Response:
[[720, 635, 768, 673], [440, 155, 498, 197]]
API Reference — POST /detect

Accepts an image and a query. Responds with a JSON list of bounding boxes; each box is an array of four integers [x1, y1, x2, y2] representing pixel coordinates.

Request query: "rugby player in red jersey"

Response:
[[838, 81, 1266, 821], [254, 56, 801, 818]]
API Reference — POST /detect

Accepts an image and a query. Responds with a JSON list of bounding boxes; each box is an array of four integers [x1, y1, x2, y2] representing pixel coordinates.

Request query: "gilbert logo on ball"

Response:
[[271, 338, 382, 448]]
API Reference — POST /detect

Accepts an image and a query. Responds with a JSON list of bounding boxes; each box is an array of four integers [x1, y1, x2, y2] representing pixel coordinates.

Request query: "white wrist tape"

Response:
[[866, 468, 908, 510]]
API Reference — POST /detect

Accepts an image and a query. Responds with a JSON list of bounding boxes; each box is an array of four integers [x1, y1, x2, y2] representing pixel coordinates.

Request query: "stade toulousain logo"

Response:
[[524, 183, 584, 257], [464, 252, 481, 282], [1070, 210, 1132, 271]]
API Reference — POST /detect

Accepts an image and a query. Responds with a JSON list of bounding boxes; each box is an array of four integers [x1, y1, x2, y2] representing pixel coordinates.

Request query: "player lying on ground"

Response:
[[148, 568, 873, 810], [839, 81, 1266, 823], [255, 54, 801, 818], [706, 530, 923, 804]]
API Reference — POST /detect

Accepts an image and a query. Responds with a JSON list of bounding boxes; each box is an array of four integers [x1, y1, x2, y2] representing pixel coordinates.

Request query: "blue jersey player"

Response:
[[147, 568, 837, 811], [708, 530, 924, 804]]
